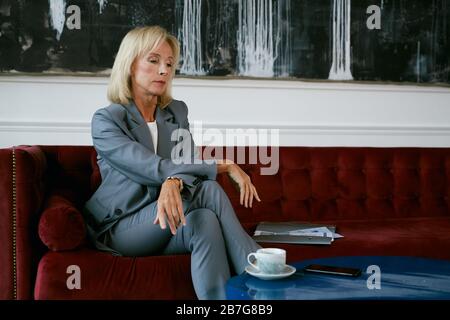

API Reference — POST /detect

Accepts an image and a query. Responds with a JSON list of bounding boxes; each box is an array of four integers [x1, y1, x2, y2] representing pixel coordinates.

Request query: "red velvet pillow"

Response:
[[38, 196, 86, 251]]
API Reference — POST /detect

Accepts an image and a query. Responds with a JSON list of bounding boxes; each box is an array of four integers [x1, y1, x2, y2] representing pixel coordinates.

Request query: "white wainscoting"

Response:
[[1, 76, 450, 148]]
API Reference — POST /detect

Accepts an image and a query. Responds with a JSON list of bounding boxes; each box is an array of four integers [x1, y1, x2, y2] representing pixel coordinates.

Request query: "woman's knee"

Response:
[[186, 208, 221, 237]]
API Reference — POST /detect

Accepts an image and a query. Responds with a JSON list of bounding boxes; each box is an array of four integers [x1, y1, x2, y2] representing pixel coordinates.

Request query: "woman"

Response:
[[83, 26, 262, 300]]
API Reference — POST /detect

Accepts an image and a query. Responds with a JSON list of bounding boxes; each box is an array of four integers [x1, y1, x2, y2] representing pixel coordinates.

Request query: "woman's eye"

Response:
[[167, 63, 173, 68], [149, 59, 158, 64]]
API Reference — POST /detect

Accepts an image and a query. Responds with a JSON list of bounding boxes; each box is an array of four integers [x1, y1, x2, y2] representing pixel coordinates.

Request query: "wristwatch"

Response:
[[166, 176, 184, 192]]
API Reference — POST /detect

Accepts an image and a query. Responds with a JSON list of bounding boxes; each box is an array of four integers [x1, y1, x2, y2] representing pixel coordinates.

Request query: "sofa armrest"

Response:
[[0, 146, 47, 300]]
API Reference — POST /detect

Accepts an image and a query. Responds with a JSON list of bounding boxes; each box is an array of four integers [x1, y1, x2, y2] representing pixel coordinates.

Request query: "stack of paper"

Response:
[[252, 221, 344, 245]]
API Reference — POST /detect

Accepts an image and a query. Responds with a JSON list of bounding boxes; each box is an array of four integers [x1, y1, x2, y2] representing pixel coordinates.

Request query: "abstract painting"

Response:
[[0, 0, 448, 84]]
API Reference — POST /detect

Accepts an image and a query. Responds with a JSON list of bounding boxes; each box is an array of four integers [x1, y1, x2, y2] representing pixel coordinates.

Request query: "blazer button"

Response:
[[114, 209, 123, 216]]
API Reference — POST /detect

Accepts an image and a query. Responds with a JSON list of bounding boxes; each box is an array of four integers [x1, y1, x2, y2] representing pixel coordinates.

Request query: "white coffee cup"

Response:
[[247, 248, 287, 274]]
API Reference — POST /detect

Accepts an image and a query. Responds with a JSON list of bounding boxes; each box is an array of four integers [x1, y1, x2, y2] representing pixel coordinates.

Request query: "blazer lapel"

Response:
[[156, 105, 179, 159], [126, 101, 179, 158], [127, 102, 155, 152]]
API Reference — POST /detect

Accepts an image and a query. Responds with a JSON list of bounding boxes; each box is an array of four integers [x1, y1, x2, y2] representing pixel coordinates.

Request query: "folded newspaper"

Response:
[[252, 221, 343, 245]]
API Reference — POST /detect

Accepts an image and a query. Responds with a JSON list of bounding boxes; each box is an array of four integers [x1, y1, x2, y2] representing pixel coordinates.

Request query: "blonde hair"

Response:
[[107, 26, 180, 108]]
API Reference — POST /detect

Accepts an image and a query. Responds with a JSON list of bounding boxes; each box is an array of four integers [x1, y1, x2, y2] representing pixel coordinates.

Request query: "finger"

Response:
[[252, 185, 261, 202], [168, 190, 181, 227], [160, 201, 173, 233], [245, 183, 250, 208], [240, 183, 244, 206], [249, 185, 254, 208], [157, 205, 166, 229], [170, 204, 180, 227], [165, 207, 177, 235], [176, 194, 186, 226], [153, 207, 159, 224], [173, 189, 185, 227], [242, 183, 246, 208], [167, 203, 178, 234]]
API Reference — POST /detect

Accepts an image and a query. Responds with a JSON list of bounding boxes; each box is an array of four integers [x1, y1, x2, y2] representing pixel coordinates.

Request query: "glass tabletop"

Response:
[[226, 256, 450, 300]]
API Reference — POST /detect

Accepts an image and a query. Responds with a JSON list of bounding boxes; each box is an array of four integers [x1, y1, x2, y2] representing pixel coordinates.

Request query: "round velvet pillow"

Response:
[[38, 201, 86, 251]]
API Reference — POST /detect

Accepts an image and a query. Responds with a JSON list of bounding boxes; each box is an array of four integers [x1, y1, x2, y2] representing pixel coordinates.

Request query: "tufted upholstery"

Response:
[[1, 145, 450, 299], [218, 147, 450, 223]]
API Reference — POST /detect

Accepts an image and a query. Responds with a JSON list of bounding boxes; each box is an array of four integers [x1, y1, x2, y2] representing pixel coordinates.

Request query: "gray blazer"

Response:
[[83, 99, 217, 253]]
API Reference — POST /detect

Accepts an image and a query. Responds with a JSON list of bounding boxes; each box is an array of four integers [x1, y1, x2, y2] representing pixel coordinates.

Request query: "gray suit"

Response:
[[83, 100, 261, 299]]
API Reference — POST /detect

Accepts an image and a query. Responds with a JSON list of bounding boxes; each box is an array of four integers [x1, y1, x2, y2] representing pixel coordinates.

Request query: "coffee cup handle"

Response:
[[247, 253, 259, 270]]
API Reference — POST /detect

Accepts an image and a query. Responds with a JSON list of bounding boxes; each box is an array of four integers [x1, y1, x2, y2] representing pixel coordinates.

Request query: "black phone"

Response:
[[303, 264, 362, 277]]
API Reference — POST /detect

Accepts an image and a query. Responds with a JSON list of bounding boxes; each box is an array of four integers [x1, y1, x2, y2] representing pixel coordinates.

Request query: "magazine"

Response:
[[252, 221, 343, 245]]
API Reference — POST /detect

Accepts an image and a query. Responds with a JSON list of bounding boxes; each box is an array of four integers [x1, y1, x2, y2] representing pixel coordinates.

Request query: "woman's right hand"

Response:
[[153, 179, 185, 235]]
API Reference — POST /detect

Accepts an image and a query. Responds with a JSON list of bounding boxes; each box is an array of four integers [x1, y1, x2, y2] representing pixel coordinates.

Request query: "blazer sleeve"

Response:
[[91, 108, 217, 187], [170, 101, 213, 189]]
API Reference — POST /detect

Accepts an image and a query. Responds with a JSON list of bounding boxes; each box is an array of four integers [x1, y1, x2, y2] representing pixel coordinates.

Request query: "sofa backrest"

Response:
[[40, 146, 450, 223], [40, 146, 97, 208]]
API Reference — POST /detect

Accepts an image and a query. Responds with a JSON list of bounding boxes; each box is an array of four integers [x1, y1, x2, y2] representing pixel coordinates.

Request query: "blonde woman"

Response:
[[83, 26, 262, 300]]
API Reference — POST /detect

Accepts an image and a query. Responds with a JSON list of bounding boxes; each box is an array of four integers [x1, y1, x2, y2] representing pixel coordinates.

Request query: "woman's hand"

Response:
[[153, 179, 185, 235], [217, 159, 261, 208]]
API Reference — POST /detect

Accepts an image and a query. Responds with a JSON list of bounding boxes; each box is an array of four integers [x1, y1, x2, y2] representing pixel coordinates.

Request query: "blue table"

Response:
[[226, 256, 450, 300]]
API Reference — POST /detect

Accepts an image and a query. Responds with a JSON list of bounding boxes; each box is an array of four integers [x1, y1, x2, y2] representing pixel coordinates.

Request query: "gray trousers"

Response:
[[106, 180, 261, 300]]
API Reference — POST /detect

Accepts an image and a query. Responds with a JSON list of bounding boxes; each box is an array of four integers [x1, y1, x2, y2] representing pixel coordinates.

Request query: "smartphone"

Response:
[[303, 264, 362, 277]]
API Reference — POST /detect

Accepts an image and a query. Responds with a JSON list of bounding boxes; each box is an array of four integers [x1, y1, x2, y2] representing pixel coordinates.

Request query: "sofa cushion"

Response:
[[34, 217, 450, 299], [246, 217, 450, 263], [34, 249, 196, 299], [38, 195, 86, 251]]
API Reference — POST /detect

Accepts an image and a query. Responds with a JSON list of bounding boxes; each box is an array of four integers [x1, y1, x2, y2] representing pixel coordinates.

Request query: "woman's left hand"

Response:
[[226, 163, 261, 208]]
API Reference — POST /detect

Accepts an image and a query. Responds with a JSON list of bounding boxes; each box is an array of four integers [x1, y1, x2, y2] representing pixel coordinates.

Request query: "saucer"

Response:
[[245, 264, 297, 280]]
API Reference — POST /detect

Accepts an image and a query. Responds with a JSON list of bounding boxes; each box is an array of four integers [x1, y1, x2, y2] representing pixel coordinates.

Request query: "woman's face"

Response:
[[130, 40, 174, 99]]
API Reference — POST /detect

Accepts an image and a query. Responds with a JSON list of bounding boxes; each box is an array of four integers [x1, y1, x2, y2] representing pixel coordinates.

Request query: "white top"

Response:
[[147, 121, 158, 154]]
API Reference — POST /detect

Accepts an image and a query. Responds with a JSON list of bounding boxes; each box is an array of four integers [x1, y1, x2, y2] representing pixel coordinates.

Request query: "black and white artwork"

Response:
[[0, 0, 449, 84]]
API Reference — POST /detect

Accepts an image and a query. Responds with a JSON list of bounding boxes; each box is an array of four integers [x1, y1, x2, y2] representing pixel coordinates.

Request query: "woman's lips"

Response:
[[153, 81, 166, 85]]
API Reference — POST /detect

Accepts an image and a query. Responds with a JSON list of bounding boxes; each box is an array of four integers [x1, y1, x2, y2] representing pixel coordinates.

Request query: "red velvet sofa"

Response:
[[1, 145, 450, 300]]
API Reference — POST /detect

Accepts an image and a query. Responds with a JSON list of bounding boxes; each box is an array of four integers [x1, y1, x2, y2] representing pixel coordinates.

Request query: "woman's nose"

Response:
[[159, 64, 168, 76]]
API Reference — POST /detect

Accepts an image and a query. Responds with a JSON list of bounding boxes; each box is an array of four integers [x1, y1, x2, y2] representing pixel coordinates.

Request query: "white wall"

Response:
[[1, 75, 450, 148]]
